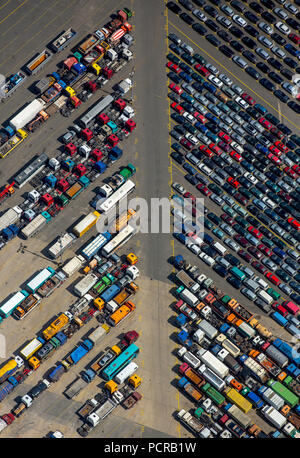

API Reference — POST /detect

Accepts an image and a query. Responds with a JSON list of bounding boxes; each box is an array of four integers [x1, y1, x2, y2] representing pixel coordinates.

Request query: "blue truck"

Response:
[[1, 224, 19, 241], [0, 380, 14, 402], [67, 338, 94, 365], [271, 312, 288, 327], [273, 338, 300, 365], [100, 284, 121, 303], [48, 364, 65, 382]]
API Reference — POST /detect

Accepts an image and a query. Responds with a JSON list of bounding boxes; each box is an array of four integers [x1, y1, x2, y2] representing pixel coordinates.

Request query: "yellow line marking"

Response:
[[0, 0, 28, 26], [0, 0, 12, 12]]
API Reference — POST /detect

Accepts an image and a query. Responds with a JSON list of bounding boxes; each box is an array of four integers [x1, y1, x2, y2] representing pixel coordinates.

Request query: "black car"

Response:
[[192, 23, 207, 35], [204, 5, 218, 17], [277, 123, 292, 135], [261, 11, 276, 24], [230, 40, 244, 52], [260, 78, 275, 91], [268, 72, 283, 85], [243, 50, 257, 63], [247, 107, 261, 119], [223, 182, 236, 195], [227, 276, 242, 289], [242, 36, 256, 49], [217, 29, 231, 42], [231, 0, 246, 12], [245, 135, 257, 146], [249, 2, 264, 14], [245, 66, 261, 80], [28, 381, 49, 399], [266, 113, 280, 126], [224, 253, 240, 267], [274, 90, 289, 103], [219, 45, 234, 58], [291, 134, 300, 146], [286, 17, 300, 30], [167, 1, 182, 14], [268, 58, 283, 71], [193, 0, 206, 6], [179, 0, 193, 10], [180, 13, 195, 25], [244, 11, 259, 24], [288, 101, 300, 114], [205, 19, 219, 32], [261, 0, 275, 7], [271, 33, 286, 46], [284, 57, 298, 69], [185, 174, 198, 185], [206, 34, 221, 47], [209, 0, 221, 5], [245, 25, 259, 38], [230, 26, 244, 39], [256, 61, 270, 74], [171, 151, 185, 164]]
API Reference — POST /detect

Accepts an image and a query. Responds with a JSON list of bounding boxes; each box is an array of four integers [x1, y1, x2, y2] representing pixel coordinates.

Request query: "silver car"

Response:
[[220, 114, 233, 126], [205, 63, 219, 75], [274, 7, 289, 20], [182, 82, 195, 95], [219, 73, 232, 86], [210, 193, 223, 206], [284, 2, 298, 14], [272, 46, 286, 59], [256, 47, 270, 60], [193, 9, 207, 21], [231, 84, 243, 95], [217, 15, 232, 28], [258, 35, 273, 48], [220, 4, 234, 16], [181, 42, 194, 55], [258, 21, 273, 34], [232, 56, 248, 68], [233, 14, 247, 27]]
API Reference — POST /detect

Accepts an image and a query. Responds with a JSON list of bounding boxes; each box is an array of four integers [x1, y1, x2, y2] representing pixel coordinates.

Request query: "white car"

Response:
[[262, 196, 276, 209], [189, 244, 201, 255], [199, 252, 215, 266], [275, 21, 290, 35], [244, 172, 258, 185], [258, 21, 273, 34], [210, 194, 223, 206], [235, 96, 249, 109], [172, 182, 186, 195], [208, 75, 223, 88], [230, 141, 243, 154], [185, 133, 198, 145], [205, 63, 219, 75], [224, 238, 239, 252], [219, 73, 232, 86], [233, 14, 247, 27], [183, 112, 195, 123], [272, 46, 286, 59], [274, 7, 289, 20], [193, 9, 207, 21], [181, 42, 194, 55], [198, 163, 212, 176], [284, 2, 298, 14]]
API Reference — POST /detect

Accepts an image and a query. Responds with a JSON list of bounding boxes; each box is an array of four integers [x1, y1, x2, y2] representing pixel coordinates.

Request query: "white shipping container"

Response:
[[88, 326, 107, 345], [114, 362, 138, 384], [62, 255, 84, 278], [9, 99, 45, 130], [244, 357, 268, 382], [26, 268, 53, 292], [179, 288, 199, 307], [199, 350, 229, 379], [20, 338, 43, 359], [197, 319, 218, 339], [0, 206, 22, 232], [183, 351, 201, 369], [227, 405, 251, 429], [0, 291, 27, 317], [74, 273, 98, 297], [199, 364, 226, 391], [48, 232, 76, 258], [222, 339, 240, 358], [261, 387, 285, 410], [21, 213, 47, 239], [262, 405, 287, 429]]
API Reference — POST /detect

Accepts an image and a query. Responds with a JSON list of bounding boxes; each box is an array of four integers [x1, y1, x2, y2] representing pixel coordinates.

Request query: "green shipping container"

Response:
[[119, 168, 131, 181], [102, 276, 111, 286], [270, 381, 299, 408], [93, 281, 103, 291], [106, 273, 115, 283], [202, 383, 225, 407]]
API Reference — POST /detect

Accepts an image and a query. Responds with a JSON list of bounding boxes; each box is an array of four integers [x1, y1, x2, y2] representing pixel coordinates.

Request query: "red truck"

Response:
[[122, 392, 142, 409], [121, 330, 139, 348]]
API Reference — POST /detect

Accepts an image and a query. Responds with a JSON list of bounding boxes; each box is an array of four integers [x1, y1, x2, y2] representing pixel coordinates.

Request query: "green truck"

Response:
[[267, 379, 299, 408], [201, 383, 226, 407]]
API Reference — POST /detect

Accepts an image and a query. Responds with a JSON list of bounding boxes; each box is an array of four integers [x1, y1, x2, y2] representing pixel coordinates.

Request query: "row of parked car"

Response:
[[167, 0, 300, 112]]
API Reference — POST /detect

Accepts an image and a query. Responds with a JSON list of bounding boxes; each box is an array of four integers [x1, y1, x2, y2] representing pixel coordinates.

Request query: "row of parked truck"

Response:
[[171, 254, 300, 437]]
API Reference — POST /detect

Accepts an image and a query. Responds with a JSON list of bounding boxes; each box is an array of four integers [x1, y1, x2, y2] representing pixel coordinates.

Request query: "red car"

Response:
[[194, 113, 206, 123], [258, 243, 272, 257], [288, 33, 300, 44], [221, 214, 234, 225], [259, 117, 272, 130], [274, 140, 289, 153], [292, 165, 300, 174], [230, 150, 242, 162], [203, 147, 214, 157], [184, 192, 196, 204], [284, 167, 298, 178], [218, 132, 231, 144], [288, 217, 300, 230], [270, 127, 284, 139], [166, 62, 181, 73], [180, 138, 193, 150], [267, 152, 281, 164], [195, 64, 210, 76], [235, 235, 249, 248], [227, 177, 240, 188], [238, 249, 252, 262], [210, 143, 222, 155], [265, 272, 280, 286], [242, 93, 255, 105], [248, 246, 263, 259], [197, 183, 211, 196], [278, 190, 292, 202], [248, 226, 263, 239], [233, 192, 247, 205], [251, 261, 267, 274], [269, 145, 282, 157], [171, 102, 184, 114], [169, 82, 183, 95]]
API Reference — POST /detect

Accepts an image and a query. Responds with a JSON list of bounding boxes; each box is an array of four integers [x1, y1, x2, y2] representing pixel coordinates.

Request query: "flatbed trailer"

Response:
[[37, 275, 62, 298]]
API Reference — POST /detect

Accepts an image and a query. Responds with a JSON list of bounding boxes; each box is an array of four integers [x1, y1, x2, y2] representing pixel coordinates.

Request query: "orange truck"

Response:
[[112, 283, 139, 306], [42, 313, 69, 340], [179, 363, 205, 389], [108, 301, 135, 326]]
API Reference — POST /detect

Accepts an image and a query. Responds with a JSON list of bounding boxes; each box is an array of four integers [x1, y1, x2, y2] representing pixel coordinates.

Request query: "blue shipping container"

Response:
[[246, 391, 264, 409], [271, 312, 288, 327], [0, 381, 14, 401], [69, 345, 89, 364]]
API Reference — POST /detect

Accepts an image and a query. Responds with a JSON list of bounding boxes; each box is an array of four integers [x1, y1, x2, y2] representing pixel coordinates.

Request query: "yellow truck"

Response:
[[0, 129, 28, 158], [225, 388, 252, 414], [72, 211, 100, 238], [42, 313, 69, 340]]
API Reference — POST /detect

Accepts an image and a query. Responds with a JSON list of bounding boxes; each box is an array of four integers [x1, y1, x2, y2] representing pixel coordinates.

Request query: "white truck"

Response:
[[21, 213, 49, 239], [73, 273, 98, 297], [62, 255, 85, 278], [48, 232, 76, 258], [114, 362, 138, 384], [9, 99, 45, 130], [87, 398, 117, 427], [117, 78, 132, 94], [0, 206, 22, 232], [197, 349, 229, 379], [177, 409, 203, 435], [262, 405, 287, 429], [178, 287, 199, 307]]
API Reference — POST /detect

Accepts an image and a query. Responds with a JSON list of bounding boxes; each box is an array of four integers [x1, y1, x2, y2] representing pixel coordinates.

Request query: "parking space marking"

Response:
[[168, 20, 300, 133], [0, 0, 46, 37], [0, 0, 28, 25], [0, 0, 12, 12]]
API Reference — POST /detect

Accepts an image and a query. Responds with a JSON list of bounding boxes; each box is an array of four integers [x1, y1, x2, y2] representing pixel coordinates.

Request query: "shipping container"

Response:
[[226, 388, 252, 413]]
